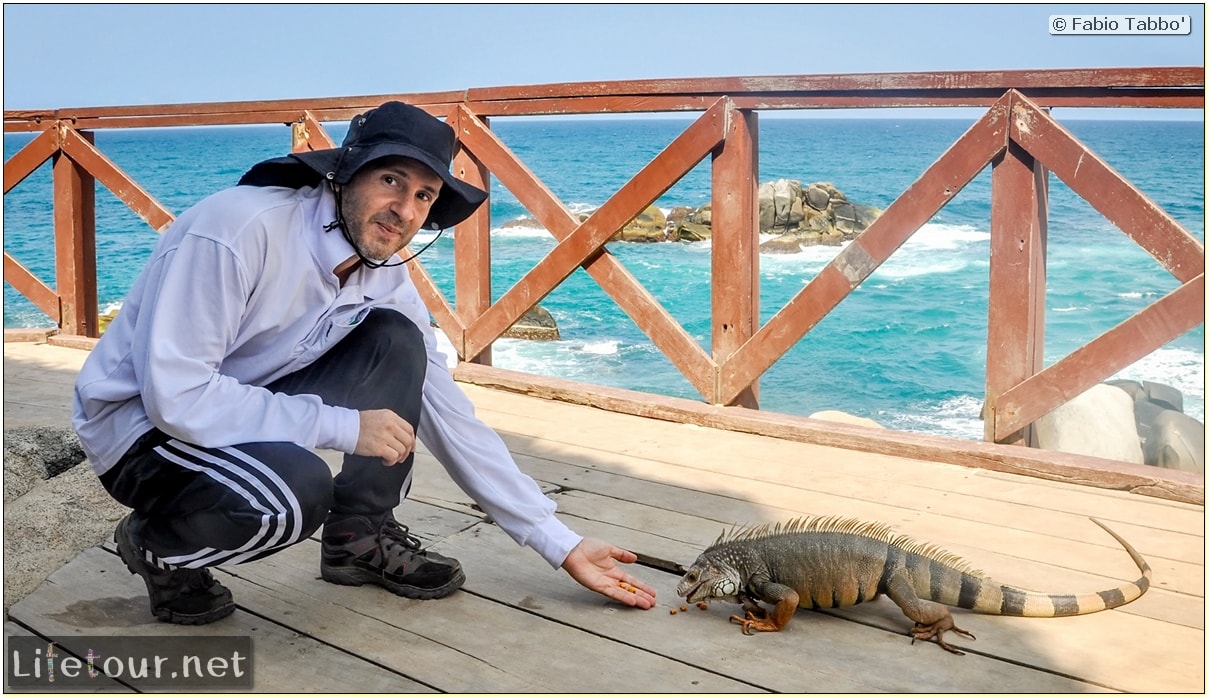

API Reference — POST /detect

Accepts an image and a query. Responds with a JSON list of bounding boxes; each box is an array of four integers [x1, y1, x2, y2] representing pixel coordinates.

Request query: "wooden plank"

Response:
[[548, 482, 1201, 627], [513, 441, 1204, 606], [12, 88, 1197, 133], [452, 365, 1204, 505], [360, 412, 1198, 690], [450, 107, 493, 365], [710, 107, 760, 406], [6, 67, 1200, 130], [3, 252, 60, 323], [52, 131, 97, 338], [217, 537, 758, 693], [542, 496, 1201, 693], [986, 135, 1047, 445], [290, 110, 337, 151], [6, 93, 467, 123], [413, 391, 1199, 544], [437, 520, 1110, 692], [2, 328, 57, 343], [468, 91, 1204, 117], [464, 67, 1204, 101], [4, 621, 132, 692], [214, 543, 544, 693], [396, 411, 1202, 627], [468, 389, 1203, 536], [818, 595, 1203, 694], [314, 448, 556, 528], [1009, 92, 1205, 283], [3, 127, 57, 193], [406, 256, 465, 345], [59, 127, 174, 233], [7, 548, 427, 692], [451, 396, 1205, 598]]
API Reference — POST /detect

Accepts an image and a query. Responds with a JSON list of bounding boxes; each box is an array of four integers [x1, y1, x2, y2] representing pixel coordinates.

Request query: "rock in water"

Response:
[[504, 305, 561, 341]]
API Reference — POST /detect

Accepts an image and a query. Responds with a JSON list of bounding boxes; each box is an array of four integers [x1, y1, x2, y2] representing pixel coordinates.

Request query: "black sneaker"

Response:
[[113, 514, 235, 625], [320, 513, 465, 599]]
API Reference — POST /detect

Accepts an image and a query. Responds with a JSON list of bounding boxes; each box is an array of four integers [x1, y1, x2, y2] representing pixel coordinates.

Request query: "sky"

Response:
[[1, 3, 1205, 120]]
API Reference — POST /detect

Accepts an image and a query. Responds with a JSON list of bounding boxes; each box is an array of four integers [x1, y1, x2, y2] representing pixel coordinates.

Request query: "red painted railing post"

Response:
[[711, 105, 760, 407], [986, 128, 1049, 445], [453, 108, 493, 366], [52, 122, 98, 337]]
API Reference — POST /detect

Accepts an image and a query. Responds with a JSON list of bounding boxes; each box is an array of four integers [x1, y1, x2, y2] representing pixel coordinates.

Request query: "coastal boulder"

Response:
[[609, 180, 880, 247], [669, 205, 714, 241], [758, 179, 804, 233], [503, 305, 561, 341], [674, 222, 712, 242], [3, 425, 87, 501], [613, 205, 669, 242], [1108, 378, 1203, 473], [803, 183, 833, 211], [438, 304, 561, 341], [759, 181, 881, 252], [1144, 410, 1205, 474], [809, 410, 885, 429], [1034, 383, 1144, 463]]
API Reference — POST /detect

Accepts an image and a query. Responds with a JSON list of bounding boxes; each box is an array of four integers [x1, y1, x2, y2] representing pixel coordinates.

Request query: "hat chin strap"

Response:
[[327, 183, 442, 268]]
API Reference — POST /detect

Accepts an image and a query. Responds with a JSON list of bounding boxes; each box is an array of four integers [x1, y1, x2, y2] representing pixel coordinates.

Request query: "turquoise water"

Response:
[[4, 117, 1204, 439]]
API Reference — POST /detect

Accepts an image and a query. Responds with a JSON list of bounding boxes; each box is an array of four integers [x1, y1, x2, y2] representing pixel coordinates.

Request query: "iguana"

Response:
[[675, 515, 1151, 654]]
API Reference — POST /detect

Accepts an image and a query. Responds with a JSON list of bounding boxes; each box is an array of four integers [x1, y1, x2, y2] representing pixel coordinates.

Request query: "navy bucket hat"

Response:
[[239, 101, 488, 230]]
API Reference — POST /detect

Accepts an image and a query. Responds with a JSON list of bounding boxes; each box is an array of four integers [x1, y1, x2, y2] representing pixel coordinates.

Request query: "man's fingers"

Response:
[[613, 577, 657, 607], [355, 409, 419, 465], [610, 547, 638, 564]]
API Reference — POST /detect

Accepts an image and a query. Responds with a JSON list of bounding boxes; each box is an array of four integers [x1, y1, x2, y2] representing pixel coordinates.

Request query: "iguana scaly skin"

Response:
[[675, 515, 1151, 654]]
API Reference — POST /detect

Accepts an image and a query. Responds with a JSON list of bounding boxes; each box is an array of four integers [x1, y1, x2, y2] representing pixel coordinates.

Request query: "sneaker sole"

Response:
[[114, 516, 236, 625], [321, 565, 466, 600]]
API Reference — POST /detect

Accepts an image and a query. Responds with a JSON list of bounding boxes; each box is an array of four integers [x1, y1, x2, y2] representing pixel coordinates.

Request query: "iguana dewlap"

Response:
[[675, 515, 1151, 654]]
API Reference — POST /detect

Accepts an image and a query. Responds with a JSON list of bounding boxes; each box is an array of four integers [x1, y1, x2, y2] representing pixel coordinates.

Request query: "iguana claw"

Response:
[[730, 612, 777, 634], [910, 621, 976, 655]]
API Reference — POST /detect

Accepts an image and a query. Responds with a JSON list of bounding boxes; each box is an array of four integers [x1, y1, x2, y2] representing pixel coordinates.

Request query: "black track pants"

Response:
[[100, 309, 427, 569]]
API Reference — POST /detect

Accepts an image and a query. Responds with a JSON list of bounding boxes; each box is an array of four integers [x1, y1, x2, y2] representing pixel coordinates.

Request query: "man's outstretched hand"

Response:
[[561, 537, 657, 609]]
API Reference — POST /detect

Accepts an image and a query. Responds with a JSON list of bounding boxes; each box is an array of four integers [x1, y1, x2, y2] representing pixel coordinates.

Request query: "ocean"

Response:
[[4, 116, 1205, 439]]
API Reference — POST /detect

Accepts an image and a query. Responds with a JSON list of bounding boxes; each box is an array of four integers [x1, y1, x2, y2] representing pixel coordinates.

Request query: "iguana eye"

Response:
[[684, 571, 698, 584]]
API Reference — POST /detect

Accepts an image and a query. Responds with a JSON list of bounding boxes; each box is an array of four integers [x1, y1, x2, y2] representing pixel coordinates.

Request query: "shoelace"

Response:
[[378, 518, 424, 554]]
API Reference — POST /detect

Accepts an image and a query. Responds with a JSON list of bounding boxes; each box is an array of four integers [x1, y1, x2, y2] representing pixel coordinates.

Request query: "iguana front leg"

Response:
[[729, 584, 800, 634], [883, 569, 976, 654]]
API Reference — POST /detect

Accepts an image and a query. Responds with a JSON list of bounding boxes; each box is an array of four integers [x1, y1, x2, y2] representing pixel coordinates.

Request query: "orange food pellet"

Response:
[[669, 608, 678, 615], [697, 602, 709, 610], [680, 605, 688, 612]]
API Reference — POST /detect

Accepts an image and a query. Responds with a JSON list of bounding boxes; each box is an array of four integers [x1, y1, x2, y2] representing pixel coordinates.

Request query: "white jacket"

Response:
[[73, 183, 581, 567]]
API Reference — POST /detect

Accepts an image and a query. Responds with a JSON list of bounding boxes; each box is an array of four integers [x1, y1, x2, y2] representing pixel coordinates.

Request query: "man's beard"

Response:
[[339, 185, 413, 263], [348, 213, 409, 262]]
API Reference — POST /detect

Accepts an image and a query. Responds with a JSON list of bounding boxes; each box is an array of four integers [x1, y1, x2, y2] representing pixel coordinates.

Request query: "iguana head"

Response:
[[676, 554, 743, 603]]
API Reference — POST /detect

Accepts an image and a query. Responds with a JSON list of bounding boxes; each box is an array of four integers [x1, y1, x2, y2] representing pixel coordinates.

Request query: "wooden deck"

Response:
[[3, 339, 1204, 693]]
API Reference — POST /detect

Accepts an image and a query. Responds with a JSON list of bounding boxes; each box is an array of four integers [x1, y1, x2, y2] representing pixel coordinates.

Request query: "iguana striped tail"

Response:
[[940, 517, 1151, 617]]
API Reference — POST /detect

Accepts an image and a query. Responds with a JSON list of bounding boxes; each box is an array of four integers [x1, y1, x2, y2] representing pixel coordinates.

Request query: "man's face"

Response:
[[338, 156, 443, 261]]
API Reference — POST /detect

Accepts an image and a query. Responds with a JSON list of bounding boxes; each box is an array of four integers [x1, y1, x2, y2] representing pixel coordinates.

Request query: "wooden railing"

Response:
[[5, 68, 1205, 446]]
